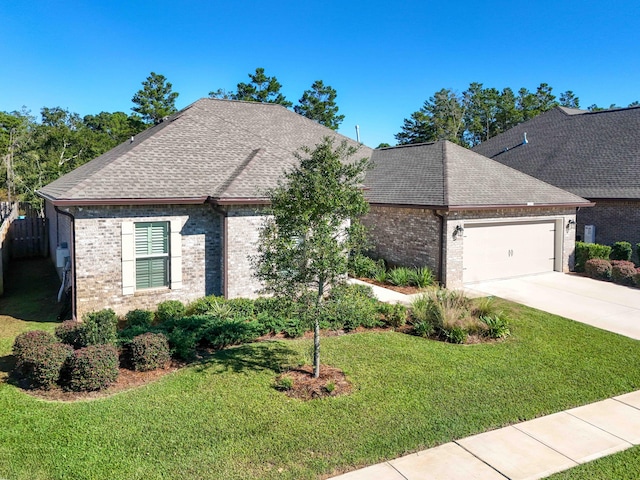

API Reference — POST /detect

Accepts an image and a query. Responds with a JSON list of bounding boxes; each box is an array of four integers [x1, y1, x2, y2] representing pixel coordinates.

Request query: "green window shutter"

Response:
[[135, 222, 169, 289]]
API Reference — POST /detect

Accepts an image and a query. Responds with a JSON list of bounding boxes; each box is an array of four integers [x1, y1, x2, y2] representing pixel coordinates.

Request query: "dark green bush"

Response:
[[348, 253, 385, 278], [409, 267, 434, 288], [611, 241, 633, 261], [129, 333, 171, 371], [611, 261, 637, 286], [322, 283, 381, 331], [441, 326, 467, 344], [584, 258, 612, 280], [118, 324, 162, 345], [55, 320, 84, 348], [67, 345, 119, 392], [575, 242, 612, 272], [413, 320, 434, 338], [13, 331, 73, 389], [255, 311, 287, 335], [166, 328, 198, 361], [480, 315, 511, 339], [201, 317, 262, 349], [156, 300, 186, 324], [377, 303, 407, 328], [13, 330, 57, 372], [225, 298, 256, 317], [283, 318, 306, 338], [185, 295, 225, 316], [80, 309, 118, 347], [125, 309, 155, 328]]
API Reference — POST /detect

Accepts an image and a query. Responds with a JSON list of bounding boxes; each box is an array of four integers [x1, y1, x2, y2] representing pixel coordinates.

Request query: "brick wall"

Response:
[[362, 206, 442, 275], [365, 205, 577, 289], [577, 199, 640, 257], [70, 204, 222, 318]]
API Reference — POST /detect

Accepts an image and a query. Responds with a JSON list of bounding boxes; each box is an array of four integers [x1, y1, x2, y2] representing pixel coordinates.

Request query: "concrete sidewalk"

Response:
[[331, 390, 640, 480]]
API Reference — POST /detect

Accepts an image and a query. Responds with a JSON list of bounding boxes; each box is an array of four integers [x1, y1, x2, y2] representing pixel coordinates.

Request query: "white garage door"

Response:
[[463, 221, 556, 283]]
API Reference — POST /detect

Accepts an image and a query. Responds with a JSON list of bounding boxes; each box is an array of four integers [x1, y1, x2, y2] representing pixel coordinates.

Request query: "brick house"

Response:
[[37, 98, 370, 318], [362, 141, 592, 288], [472, 106, 640, 253]]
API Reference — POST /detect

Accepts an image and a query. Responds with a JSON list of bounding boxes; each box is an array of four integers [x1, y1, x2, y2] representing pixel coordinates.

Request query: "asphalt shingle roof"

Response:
[[472, 106, 640, 199], [365, 140, 590, 208], [39, 98, 371, 204]]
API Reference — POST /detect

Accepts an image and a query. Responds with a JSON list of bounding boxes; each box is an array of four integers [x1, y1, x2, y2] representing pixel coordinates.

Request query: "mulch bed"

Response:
[[276, 364, 352, 400]]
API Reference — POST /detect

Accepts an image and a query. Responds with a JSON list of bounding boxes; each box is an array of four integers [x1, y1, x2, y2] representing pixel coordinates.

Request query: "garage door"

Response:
[[463, 221, 556, 283]]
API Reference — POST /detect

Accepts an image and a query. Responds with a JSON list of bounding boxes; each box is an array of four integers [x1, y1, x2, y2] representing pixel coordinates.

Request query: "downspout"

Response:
[[54, 207, 77, 320]]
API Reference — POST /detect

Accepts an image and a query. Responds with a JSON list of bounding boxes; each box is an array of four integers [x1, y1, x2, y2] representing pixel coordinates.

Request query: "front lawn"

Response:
[[1, 261, 640, 479]]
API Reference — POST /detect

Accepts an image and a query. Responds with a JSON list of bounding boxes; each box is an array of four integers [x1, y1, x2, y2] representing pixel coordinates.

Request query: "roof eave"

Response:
[[369, 201, 595, 211], [38, 194, 210, 207]]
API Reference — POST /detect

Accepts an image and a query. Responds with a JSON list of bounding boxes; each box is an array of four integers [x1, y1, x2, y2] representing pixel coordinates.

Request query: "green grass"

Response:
[[547, 445, 640, 479], [1, 260, 640, 479]]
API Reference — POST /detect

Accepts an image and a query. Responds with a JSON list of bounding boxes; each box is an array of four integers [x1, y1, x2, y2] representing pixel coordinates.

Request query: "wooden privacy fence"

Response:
[[10, 216, 49, 258]]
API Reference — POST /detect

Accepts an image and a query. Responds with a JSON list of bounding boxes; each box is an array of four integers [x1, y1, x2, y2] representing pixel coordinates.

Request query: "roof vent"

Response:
[[130, 136, 134, 143], [523, 132, 528, 145]]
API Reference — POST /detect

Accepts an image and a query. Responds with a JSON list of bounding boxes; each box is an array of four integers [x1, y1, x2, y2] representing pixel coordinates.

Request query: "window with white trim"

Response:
[[135, 222, 169, 289]]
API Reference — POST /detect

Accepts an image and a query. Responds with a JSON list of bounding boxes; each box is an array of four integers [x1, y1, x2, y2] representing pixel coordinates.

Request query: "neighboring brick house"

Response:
[[472, 106, 640, 253], [363, 141, 592, 288], [38, 98, 370, 319]]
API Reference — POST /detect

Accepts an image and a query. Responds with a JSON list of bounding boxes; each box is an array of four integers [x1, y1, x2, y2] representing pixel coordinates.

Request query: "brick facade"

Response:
[[577, 200, 640, 258], [365, 205, 577, 289]]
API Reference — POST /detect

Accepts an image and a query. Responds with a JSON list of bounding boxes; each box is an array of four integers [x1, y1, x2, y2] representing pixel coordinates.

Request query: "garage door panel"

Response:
[[463, 222, 556, 283]]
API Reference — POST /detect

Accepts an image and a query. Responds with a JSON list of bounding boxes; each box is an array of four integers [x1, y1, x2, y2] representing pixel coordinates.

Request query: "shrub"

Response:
[[185, 295, 225, 316], [633, 270, 640, 287], [584, 258, 612, 280], [13, 332, 73, 389], [472, 297, 501, 319], [125, 309, 155, 328], [409, 267, 434, 288], [322, 283, 381, 331], [118, 324, 161, 344], [283, 318, 306, 338], [575, 242, 612, 272], [255, 311, 286, 335], [410, 289, 472, 343], [480, 315, 511, 339], [413, 320, 434, 338], [388, 267, 412, 287], [378, 303, 407, 328], [410, 294, 431, 324], [13, 330, 57, 373], [441, 325, 467, 344], [611, 241, 633, 261], [166, 328, 198, 361], [611, 260, 637, 286], [80, 309, 118, 347], [201, 317, 262, 349], [55, 320, 84, 348], [67, 345, 119, 392], [348, 253, 385, 279], [275, 375, 294, 391], [374, 269, 387, 284], [156, 300, 186, 324], [129, 333, 171, 371]]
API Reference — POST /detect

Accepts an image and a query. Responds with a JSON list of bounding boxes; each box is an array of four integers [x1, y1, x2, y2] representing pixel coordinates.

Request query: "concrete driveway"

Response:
[[465, 272, 640, 341]]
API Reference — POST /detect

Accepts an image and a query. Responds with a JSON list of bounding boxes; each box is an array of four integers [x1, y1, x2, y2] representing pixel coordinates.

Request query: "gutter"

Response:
[[54, 206, 77, 321], [369, 202, 595, 211]]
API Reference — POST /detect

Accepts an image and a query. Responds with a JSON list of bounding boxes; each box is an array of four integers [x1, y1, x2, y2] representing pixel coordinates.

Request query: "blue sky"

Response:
[[1, 1, 638, 146]]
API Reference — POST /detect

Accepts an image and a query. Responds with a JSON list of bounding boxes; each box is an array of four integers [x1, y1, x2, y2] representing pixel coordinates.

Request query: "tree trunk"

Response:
[[314, 282, 324, 378]]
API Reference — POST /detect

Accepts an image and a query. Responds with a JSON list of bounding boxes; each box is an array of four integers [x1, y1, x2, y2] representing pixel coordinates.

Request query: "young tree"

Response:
[[252, 138, 370, 378], [131, 72, 179, 124], [559, 90, 580, 109], [294, 80, 345, 130]]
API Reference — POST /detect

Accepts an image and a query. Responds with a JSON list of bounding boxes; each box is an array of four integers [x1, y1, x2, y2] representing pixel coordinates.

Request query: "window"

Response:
[[135, 222, 169, 289]]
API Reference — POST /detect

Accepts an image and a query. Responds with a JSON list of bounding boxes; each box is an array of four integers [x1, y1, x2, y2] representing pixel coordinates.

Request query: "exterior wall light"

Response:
[[453, 224, 464, 240], [566, 219, 576, 231]]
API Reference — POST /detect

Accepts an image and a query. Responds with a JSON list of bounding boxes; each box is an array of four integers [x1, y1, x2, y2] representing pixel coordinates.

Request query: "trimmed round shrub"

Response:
[[67, 345, 119, 392], [80, 309, 118, 347], [584, 258, 612, 280], [13, 331, 73, 389], [129, 333, 171, 371], [156, 300, 185, 324], [13, 330, 57, 372], [125, 309, 155, 328], [610, 241, 633, 262], [348, 253, 385, 278], [611, 260, 637, 286], [55, 320, 84, 348]]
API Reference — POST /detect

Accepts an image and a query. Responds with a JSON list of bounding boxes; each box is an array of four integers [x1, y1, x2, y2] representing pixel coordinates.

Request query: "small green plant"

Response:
[[378, 303, 407, 328], [125, 309, 155, 328], [442, 325, 467, 344], [276, 375, 294, 391], [409, 267, 434, 288], [156, 300, 186, 324], [611, 241, 633, 261], [413, 320, 434, 338], [374, 269, 387, 284], [80, 309, 118, 347], [480, 315, 511, 339], [472, 296, 501, 318], [325, 381, 336, 393], [388, 267, 412, 286], [410, 294, 431, 323]]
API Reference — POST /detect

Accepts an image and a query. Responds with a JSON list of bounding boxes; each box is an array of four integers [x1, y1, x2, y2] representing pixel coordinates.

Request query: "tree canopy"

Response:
[[131, 72, 179, 124], [294, 80, 344, 130], [211, 68, 292, 107], [252, 137, 370, 377]]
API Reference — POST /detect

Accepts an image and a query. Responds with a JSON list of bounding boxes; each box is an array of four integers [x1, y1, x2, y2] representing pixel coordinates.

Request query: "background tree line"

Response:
[[2, 68, 637, 210]]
